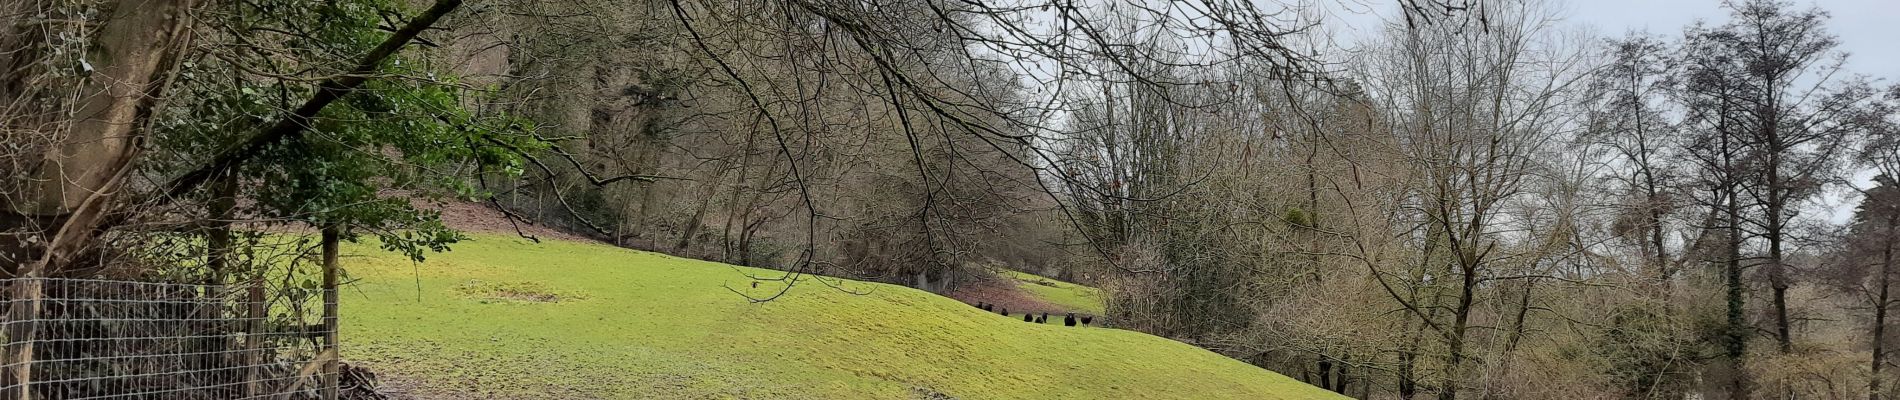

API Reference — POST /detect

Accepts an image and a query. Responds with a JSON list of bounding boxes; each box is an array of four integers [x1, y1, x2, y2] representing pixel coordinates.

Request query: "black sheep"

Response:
[[1080, 315, 1093, 326], [1024, 313, 1034, 322], [1001, 308, 1009, 316], [1064, 313, 1076, 327]]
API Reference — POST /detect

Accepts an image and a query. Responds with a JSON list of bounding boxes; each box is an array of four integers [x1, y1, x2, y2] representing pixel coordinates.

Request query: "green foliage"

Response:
[[152, 0, 544, 261], [342, 233, 1342, 399], [1283, 207, 1314, 228], [1595, 302, 1705, 398]]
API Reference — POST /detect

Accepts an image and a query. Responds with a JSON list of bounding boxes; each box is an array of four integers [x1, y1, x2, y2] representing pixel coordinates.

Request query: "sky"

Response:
[[1564, 0, 1897, 74], [1320, 0, 1899, 75]]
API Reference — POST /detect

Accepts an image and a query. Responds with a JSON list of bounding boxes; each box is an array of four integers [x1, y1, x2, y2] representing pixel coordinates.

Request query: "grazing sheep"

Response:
[[1064, 313, 1076, 327], [1024, 314, 1034, 322], [1001, 308, 1009, 316], [1080, 315, 1093, 326]]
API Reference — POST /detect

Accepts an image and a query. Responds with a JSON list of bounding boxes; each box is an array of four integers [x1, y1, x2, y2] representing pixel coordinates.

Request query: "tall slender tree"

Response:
[[1702, 0, 1885, 353], [1586, 35, 1682, 291], [1838, 175, 1900, 400], [1675, 17, 1755, 397]]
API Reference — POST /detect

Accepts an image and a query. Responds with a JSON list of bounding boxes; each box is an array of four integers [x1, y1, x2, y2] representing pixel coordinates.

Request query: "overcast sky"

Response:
[[1565, 0, 1896, 74], [1321, 0, 1898, 75]]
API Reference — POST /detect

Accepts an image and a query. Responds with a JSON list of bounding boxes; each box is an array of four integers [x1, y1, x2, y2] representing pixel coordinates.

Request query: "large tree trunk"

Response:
[[1767, 153, 1792, 353], [1, 0, 192, 229], [199, 171, 236, 387], [0, 1, 198, 397], [0, 0, 197, 270], [1440, 260, 1475, 400], [1723, 185, 1750, 400]]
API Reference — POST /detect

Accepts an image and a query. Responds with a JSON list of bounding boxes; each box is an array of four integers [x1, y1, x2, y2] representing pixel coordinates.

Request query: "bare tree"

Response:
[[1585, 34, 1685, 292], [1693, 0, 1887, 353], [1350, 1, 1589, 397]]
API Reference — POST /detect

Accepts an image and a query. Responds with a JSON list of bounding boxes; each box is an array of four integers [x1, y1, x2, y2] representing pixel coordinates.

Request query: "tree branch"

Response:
[[156, 0, 465, 203]]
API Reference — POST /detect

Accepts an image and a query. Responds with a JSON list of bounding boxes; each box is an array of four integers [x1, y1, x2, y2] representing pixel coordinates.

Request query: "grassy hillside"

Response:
[[341, 233, 1343, 399]]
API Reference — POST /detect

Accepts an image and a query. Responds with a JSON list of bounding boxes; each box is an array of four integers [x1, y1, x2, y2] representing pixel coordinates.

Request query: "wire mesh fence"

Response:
[[0, 277, 336, 399]]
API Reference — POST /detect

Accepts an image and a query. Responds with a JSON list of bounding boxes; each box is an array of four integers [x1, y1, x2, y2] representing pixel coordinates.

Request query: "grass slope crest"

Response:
[[343, 233, 1346, 399]]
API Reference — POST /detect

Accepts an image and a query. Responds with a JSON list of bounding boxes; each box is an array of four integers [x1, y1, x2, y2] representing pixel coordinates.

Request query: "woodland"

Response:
[[3, 0, 1900, 398]]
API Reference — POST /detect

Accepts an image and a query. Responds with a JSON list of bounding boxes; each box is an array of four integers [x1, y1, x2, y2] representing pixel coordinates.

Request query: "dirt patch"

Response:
[[1018, 276, 1060, 288], [945, 275, 1063, 316], [452, 280, 584, 303], [372, 372, 585, 400], [422, 200, 601, 244], [910, 386, 958, 400]]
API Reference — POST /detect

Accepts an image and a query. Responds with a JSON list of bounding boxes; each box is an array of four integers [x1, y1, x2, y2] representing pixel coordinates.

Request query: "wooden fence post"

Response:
[[245, 271, 265, 397], [206, 172, 235, 391], [320, 227, 340, 400], [3, 273, 41, 400]]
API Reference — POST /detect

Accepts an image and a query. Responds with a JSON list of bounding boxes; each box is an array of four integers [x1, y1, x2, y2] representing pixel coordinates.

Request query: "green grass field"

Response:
[[1000, 270, 1106, 316], [341, 233, 1343, 399]]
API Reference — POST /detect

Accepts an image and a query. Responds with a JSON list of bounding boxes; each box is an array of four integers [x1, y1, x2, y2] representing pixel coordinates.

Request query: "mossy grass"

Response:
[[341, 233, 1344, 399]]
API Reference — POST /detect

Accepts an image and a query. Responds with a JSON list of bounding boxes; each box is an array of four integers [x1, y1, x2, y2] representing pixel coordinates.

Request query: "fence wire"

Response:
[[0, 278, 335, 399]]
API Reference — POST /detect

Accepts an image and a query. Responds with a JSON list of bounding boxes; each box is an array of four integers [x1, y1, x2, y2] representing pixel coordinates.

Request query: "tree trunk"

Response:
[[1332, 356, 1351, 394], [1645, 166, 1670, 293], [1316, 358, 1332, 390], [0, 1, 198, 397], [1306, 144, 1323, 283], [202, 171, 235, 387], [1724, 185, 1750, 400], [1504, 278, 1537, 367], [1440, 261, 1476, 400], [674, 178, 721, 252], [1875, 215, 1895, 400], [3, 0, 191, 225], [244, 267, 267, 397], [1768, 163, 1792, 353], [1398, 348, 1418, 400]]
